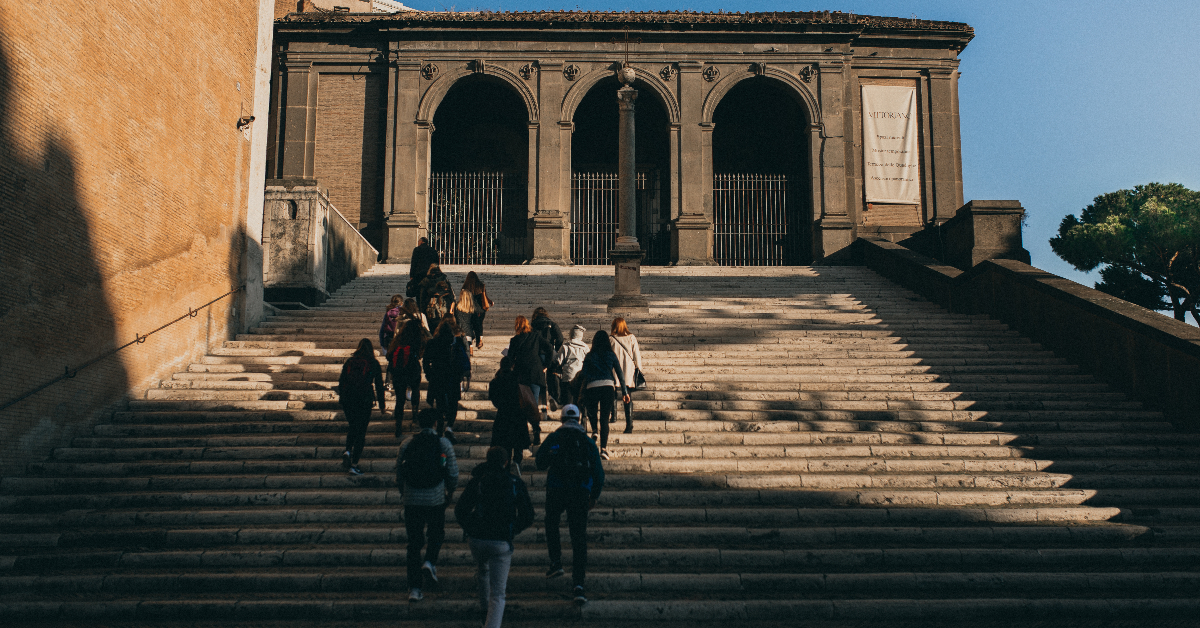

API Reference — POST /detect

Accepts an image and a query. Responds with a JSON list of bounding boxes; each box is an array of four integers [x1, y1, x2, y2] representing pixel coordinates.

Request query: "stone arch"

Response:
[[561, 66, 680, 124], [417, 64, 539, 125], [701, 66, 820, 126]]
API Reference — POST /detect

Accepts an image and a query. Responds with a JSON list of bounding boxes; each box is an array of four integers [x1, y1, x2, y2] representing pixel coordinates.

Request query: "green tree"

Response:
[[1050, 182, 1200, 324]]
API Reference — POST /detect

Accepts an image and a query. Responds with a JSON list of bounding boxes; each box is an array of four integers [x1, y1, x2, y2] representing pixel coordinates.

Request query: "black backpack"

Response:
[[339, 357, 376, 407], [463, 470, 519, 539], [399, 432, 447, 489], [549, 429, 593, 489]]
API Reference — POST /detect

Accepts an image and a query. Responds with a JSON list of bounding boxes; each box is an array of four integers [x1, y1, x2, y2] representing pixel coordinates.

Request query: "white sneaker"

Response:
[[408, 587, 423, 602], [422, 560, 438, 584]]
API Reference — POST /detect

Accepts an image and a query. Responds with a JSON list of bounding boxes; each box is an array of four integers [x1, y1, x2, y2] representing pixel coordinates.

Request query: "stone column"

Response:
[[530, 60, 569, 264], [814, 60, 853, 260], [281, 59, 318, 178], [672, 60, 714, 265], [928, 67, 964, 223], [385, 61, 423, 262], [609, 72, 648, 313]]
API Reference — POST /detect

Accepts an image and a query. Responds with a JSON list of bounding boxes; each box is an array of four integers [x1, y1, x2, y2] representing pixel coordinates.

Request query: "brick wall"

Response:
[[0, 2, 270, 478], [314, 72, 387, 248]]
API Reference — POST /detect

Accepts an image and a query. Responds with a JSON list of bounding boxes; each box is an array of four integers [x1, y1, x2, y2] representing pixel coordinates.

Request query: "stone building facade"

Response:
[[0, 0, 276, 477], [270, 10, 971, 265]]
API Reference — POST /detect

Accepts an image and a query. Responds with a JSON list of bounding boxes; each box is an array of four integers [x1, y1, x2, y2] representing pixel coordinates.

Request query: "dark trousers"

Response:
[[343, 404, 371, 465], [544, 491, 589, 587], [470, 311, 486, 344], [405, 504, 446, 587], [429, 384, 461, 434], [583, 386, 614, 449], [393, 371, 421, 434]]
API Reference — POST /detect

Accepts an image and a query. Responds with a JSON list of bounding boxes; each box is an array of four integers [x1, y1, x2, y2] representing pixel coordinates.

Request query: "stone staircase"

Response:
[[3, 265, 1199, 624]]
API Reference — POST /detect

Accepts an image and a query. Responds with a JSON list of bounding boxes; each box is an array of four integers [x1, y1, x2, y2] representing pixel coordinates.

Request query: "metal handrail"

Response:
[[0, 285, 245, 413]]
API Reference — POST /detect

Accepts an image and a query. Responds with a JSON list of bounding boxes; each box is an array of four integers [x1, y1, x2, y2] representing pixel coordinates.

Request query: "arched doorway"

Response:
[[429, 75, 529, 263], [711, 76, 812, 265], [570, 74, 671, 265]]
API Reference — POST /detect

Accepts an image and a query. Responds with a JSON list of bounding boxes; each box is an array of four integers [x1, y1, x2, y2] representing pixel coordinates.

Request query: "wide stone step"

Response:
[[5, 545, 1200, 574], [8, 469, 1200, 497], [4, 487, 1198, 512]]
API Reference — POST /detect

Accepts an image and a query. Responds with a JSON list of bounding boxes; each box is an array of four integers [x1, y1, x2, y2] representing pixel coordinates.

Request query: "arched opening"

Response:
[[711, 76, 812, 265], [570, 75, 671, 265], [429, 75, 528, 263]]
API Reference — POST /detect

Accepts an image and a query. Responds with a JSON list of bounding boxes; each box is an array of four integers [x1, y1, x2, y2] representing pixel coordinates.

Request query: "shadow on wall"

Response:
[[0, 17, 129, 479]]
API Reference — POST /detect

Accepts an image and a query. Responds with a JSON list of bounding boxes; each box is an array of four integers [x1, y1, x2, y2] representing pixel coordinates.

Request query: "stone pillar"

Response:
[[386, 61, 423, 262], [281, 59, 318, 178], [942, 200, 1030, 270], [928, 67, 964, 223], [262, 183, 330, 306], [609, 75, 648, 313], [673, 61, 714, 265], [530, 60, 569, 264], [814, 60, 853, 261]]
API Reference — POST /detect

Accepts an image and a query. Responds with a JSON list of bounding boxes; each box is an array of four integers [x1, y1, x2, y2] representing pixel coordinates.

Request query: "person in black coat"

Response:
[[409, 237, 438, 281], [505, 315, 553, 445], [488, 356, 531, 472], [423, 314, 471, 443], [531, 307, 565, 407], [337, 338, 387, 475]]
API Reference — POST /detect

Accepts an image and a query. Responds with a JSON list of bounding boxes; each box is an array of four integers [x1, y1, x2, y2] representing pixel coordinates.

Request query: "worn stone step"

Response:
[[4, 487, 1198, 513]]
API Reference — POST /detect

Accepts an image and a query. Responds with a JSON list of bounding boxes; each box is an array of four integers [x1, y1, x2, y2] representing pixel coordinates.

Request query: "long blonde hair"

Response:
[[456, 287, 475, 313]]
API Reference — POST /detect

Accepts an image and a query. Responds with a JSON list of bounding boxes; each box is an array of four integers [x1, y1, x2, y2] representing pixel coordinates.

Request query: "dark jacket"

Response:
[[409, 243, 438, 280], [417, 269, 451, 315], [506, 331, 553, 389], [536, 421, 605, 500], [423, 332, 470, 394], [488, 367, 530, 453], [337, 355, 386, 411], [454, 461, 534, 543], [531, 316, 564, 353], [580, 350, 628, 397]]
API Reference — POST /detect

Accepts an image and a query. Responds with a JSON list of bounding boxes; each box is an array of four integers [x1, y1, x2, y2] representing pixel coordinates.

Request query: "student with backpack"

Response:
[[535, 404, 605, 606], [555, 325, 588, 407], [338, 339, 387, 476], [418, 263, 453, 322], [579, 330, 629, 460], [396, 408, 459, 603], [531, 307, 565, 408], [387, 319, 428, 437], [422, 314, 472, 443], [455, 446, 534, 628]]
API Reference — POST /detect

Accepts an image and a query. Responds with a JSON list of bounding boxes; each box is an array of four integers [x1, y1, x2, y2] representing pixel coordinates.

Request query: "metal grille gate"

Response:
[[713, 173, 794, 266], [570, 172, 668, 265], [427, 172, 525, 264]]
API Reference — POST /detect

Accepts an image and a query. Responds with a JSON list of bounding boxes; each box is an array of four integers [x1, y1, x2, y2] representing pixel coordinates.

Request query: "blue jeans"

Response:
[[469, 537, 513, 628]]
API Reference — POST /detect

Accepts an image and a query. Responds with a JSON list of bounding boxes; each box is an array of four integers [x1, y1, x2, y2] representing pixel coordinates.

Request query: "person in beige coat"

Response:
[[608, 317, 641, 434]]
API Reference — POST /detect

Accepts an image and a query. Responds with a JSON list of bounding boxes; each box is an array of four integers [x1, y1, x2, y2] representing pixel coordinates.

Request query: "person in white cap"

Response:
[[535, 404, 604, 606]]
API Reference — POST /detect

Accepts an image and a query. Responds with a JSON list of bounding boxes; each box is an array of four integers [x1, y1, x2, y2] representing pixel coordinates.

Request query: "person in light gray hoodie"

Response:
[[555, 325, 588, 407]]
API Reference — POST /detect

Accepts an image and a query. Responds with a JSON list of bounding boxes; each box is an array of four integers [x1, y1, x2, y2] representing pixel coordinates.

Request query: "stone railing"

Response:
[[855, 237, 1200, 429], [262, 180, 377, 306]]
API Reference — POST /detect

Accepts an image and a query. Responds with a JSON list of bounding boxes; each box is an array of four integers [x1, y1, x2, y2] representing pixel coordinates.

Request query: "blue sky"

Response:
[[407, 0, 1200, 290]]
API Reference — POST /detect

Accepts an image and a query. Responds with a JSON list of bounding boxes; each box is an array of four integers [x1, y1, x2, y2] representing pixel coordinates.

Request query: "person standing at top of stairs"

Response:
[[408, 237, 438, 283], [337, 339, 387, 476]]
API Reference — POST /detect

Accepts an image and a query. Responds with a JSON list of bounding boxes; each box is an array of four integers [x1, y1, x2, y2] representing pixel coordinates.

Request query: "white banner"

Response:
[[861, 85, 920, 204]]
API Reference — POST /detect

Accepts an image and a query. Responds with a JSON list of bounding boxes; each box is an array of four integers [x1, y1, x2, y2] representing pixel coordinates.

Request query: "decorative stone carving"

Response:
[[519, 63, 537, 80], [752, 62, 767, 76], [563, 64, 581, 80], [473, 59, 485, 73], [420, 63, 438, 80], [798, 64, 816, 83], [702, 65, 720, 82], [659, 65, 677, 82]]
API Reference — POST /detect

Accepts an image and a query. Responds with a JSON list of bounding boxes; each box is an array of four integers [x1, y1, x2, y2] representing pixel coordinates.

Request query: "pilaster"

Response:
[[927, 67, 963, 224], [673, 61, 713, 265], [281, 60, 318, 178], [386, 60, 423, 262]]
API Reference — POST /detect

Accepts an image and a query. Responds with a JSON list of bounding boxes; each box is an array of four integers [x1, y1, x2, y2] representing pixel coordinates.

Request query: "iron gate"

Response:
[[427, 172, 526, 264], [713, 173, 796, 266], [570, 171, 669, 265]]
